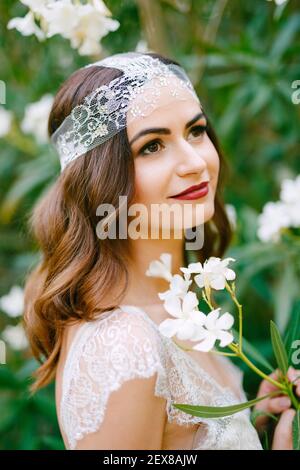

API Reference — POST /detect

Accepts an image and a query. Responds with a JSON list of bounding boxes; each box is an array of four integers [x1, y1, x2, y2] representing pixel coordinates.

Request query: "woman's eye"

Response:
[[138, 124, 208, 156], [139, 140, 162, 156], [189, 124, 208, 138]]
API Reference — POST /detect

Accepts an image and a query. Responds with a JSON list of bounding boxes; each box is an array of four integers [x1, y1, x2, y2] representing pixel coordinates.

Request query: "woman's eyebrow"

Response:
[[129, 111, 205, 146]]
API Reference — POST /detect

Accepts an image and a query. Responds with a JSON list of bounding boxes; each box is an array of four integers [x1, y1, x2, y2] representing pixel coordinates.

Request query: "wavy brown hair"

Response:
[[23, 52, 233, 394]]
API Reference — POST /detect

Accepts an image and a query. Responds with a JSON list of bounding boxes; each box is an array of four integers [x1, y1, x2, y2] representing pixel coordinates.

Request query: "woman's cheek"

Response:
[[134, 161, 158, 205]]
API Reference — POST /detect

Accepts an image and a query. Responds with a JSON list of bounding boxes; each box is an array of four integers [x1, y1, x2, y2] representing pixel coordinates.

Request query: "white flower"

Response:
[[192, 308, 234, 352], [7, 10, 45, 41], [7, 0, 120, 57], [158, 291, 206, 340], [145, 252, 173, 282], [43, 0, 79, 39], [21, 0, 51, 14], [285, 204, 300, 227], [257, 201, 291, 242], [191, 257, 236, 291], [158, 274, 192, 301], [2, 324, 28, 351], [267, 0, 288, 5], [0, 107, 12, 137], [225, 204, 237, 230], [69, 3, 120, 56], [21, 94, 54, 143], [0, 286, 24, 318], [280, 175, 300, 204]]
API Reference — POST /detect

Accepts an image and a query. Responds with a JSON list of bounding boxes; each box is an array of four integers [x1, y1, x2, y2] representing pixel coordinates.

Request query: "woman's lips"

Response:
[[170, 182, 209, 200]]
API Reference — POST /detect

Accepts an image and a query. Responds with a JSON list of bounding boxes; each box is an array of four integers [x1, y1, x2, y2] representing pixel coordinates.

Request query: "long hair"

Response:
[[23, 52, 233, 393]]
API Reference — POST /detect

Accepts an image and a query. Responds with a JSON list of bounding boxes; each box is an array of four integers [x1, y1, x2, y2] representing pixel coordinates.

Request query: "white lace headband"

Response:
[[50, 52, 201, 172]]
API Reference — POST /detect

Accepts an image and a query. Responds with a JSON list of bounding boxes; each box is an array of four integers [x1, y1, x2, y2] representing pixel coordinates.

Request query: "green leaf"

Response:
[[250, 409, 278, 428], [172, 391, 281, 419], [284, 300, 300, 364], [273, 262, 298, 334], [270, 320, 289, 375], [292, 410, 300, 450]]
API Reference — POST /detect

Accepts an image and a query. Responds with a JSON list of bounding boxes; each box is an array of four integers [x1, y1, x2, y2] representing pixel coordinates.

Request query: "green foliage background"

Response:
[[0, 0, 299, 450]]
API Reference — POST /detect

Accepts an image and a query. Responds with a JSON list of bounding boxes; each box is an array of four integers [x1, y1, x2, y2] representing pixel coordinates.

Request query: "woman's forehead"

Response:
[[126, 74, 202, 137], [127, 99, 203, 142]]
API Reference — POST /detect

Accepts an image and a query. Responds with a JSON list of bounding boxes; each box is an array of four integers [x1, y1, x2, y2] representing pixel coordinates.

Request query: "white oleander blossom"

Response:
[[158, 274, 192, 301], [257, 174, 300, 242], [21, 94, 54, 143], [183, 257, 236, 291], [2, 324, 28, 351], [0, 107, 13, 138], [7, 0, 120, 56], [7, 10, 45, 40], [191, 307, 234, 352], [280, 175, 300, 227], [266, 0, 289, 5], [146, 253, 235, 352], [158, 291, 207, 341], [145, 252, 173, 282], [257, 201, 291, 242], [0, 286, 24, 318]]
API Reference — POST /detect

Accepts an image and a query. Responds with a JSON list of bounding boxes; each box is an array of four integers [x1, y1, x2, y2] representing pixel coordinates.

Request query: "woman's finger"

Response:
[[287, 367, 300, 397], [256, 369, 282, 398], [271, 409, 296, 450], [254, 395, 291, 430], [266, 396, 291, 414]]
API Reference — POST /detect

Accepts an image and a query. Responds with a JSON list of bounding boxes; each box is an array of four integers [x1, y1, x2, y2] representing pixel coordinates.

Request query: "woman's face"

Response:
[[126, 75, 220, 237]]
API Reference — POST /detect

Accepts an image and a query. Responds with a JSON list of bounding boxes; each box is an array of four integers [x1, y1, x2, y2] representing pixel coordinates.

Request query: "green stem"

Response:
[[229, 343, 285, 390], [225, 281, 243, 353], [210, 349, 237, 357], [286, 380, 300, 410]]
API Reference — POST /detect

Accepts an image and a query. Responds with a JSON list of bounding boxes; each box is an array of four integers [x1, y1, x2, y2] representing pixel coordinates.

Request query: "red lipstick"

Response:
[[170, 182, 209, 200]]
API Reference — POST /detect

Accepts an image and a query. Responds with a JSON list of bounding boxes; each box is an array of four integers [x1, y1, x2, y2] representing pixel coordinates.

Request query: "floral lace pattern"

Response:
[[51, 53, 199, 171], [59, 305, 263, 450]]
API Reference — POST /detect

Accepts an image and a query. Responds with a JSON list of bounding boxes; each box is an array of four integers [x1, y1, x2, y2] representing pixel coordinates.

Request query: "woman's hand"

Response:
[[253, 366, 300, 450]]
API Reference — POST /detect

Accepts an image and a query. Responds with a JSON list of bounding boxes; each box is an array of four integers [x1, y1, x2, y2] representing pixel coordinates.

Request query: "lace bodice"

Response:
[[58, 304, 263, 450]]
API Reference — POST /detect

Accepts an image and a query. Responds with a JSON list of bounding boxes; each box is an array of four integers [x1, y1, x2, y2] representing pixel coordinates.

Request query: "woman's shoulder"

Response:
[[58, 305, 164, 394], [56, 305, 166, 450]]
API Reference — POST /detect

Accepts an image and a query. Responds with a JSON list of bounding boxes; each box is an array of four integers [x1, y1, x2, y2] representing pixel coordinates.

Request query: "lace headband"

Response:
[[50, 52, 200, 172]]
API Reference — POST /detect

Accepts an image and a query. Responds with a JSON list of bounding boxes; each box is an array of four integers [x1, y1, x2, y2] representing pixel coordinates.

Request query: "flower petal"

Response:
[[158, 318, 184, 337], [182, 291, 199, 314], [205, 308, 221, 329], [188, 310, 207, 326], [193, 333, 217, 352], [164, 295, 183, 318], [216, 330, 234, 347], [210, 273, 226, 290], [215, 312, 234, 330], [225, 268, 236, 281], [176, 320, 198, 341], [194, 273, 205, 288], [160, 253, 172, 272]]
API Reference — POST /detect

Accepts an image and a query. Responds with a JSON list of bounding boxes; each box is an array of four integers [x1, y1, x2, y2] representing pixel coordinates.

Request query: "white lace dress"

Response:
[[58, 304, 263, 450]]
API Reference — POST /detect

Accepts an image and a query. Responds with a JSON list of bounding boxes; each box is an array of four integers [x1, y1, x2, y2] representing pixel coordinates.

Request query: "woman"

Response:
[[23, 51, 299, 450]]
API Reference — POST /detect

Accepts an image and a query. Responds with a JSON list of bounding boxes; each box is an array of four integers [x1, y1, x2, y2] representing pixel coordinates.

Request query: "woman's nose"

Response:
[[175, 140, 207, 176]]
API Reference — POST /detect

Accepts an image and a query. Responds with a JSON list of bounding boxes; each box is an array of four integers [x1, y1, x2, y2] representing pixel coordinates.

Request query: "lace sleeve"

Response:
[[60, 308, 166, 450]]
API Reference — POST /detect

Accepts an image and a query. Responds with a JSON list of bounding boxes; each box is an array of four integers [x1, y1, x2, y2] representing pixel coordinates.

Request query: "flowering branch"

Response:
[[145, 252, 300, 449]]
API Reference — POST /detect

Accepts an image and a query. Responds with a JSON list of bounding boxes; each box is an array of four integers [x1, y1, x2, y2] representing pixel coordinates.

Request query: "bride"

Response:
[[23, 51, 299, 450]]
